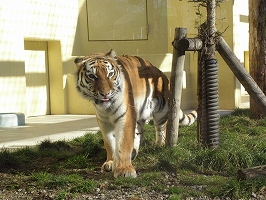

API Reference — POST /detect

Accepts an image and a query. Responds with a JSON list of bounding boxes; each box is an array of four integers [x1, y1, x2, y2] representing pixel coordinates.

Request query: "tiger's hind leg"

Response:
[[132, 120, 145, 160], [153, 108, 168, 146], [154, 121, 167, 146]]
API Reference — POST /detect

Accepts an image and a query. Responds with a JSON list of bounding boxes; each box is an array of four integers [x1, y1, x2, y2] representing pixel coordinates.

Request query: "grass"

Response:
[[0, 109, 265, 199], [30, 172, 96, 193]]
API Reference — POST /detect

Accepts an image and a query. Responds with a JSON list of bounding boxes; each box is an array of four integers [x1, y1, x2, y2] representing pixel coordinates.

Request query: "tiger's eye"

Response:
[[88, 74, 97, 80], [108, 72, 114, 78]]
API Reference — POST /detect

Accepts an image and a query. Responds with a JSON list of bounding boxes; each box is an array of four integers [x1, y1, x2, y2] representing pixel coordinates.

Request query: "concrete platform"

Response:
[[0, 115, 99, 150], [0, 110, 233, 151]]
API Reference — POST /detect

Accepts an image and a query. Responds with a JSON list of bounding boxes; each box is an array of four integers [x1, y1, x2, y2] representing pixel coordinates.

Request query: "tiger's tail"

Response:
[[179, 110, 197, 126]]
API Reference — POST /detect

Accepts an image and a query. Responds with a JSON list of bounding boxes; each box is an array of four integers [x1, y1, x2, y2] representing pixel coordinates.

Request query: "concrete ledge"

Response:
[[0, 113, 25, 127]]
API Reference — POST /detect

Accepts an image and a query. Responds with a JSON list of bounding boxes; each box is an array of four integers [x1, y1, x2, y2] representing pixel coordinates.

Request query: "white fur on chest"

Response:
[[95, 97, 126, 124]]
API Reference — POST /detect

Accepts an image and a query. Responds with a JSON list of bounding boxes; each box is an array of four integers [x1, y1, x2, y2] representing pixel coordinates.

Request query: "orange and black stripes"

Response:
[[74, 50, 197, 178]]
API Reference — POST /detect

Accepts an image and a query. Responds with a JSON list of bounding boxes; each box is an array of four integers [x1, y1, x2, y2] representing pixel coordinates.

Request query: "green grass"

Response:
[[30, 172, 96, 193], [0, 109, 265, 199]]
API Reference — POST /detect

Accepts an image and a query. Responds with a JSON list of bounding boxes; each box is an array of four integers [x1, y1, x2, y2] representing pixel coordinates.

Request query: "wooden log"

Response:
[[166, 27, 187, 147], [176, 38, 203, 51], [217, 37, 266, 115], [238, 165, 266, 180]]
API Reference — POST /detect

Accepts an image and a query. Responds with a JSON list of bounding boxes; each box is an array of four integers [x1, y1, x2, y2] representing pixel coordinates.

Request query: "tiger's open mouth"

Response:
[[95, 93, 115, 105], [100, 97, 110, 102]]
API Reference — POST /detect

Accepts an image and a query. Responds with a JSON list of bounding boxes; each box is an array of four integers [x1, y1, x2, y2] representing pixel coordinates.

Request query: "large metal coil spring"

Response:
[[200, 60, 208, 144], [202, 58, 220, 147], [205, 59, 220, 147]]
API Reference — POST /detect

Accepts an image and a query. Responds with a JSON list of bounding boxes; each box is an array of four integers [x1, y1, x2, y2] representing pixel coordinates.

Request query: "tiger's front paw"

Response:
[[101, 160, 113, 172], [114, 165, 137, 178]]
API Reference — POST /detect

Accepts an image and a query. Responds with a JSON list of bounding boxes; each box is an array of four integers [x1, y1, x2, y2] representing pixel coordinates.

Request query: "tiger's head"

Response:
[[74, 50, 122, 105]]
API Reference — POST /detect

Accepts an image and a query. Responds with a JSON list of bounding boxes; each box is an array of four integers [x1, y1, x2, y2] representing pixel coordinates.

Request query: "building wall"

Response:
[[233, 0, 250, 107], [71, 0, 236, 112], [0, 0, 239, 116], [0, 0, 78, 116]]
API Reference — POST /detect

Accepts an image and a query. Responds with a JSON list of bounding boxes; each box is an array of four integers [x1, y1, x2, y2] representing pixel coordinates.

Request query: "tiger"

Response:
[[74, 49, 197, 178]]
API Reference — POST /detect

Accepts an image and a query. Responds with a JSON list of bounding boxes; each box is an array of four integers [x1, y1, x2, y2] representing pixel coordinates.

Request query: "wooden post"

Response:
[[217, 37, 266, 115], [166, 28, 187, 147]]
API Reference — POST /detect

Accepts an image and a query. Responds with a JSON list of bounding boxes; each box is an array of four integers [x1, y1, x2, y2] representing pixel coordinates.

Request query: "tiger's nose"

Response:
[[99, 91, 111, 96]]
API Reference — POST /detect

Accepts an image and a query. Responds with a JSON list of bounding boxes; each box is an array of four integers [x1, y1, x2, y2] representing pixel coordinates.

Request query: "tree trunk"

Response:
[[249, 0, 266, 119], [197, 0, 220, 148]]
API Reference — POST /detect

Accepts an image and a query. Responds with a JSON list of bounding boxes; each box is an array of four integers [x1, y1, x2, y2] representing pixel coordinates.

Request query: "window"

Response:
[[87, 0, 148, 41]]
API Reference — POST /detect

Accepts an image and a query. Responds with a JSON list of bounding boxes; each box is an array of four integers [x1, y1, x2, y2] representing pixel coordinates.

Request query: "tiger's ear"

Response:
[[74, 57, 84, 69], [106, 49, 117, 60]]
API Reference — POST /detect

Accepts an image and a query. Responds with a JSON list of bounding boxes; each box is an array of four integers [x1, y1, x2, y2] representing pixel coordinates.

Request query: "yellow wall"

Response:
[[166, 0, 235, 110], [0, 0, 242, 116], [48, 41, 66, 114], [72, 0, 236, 111], [67, 75, 95, 114]]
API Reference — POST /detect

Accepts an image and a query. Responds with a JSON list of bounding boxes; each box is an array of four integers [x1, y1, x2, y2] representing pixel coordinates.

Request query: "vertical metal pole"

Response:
[[166, 28, 187, 147]]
